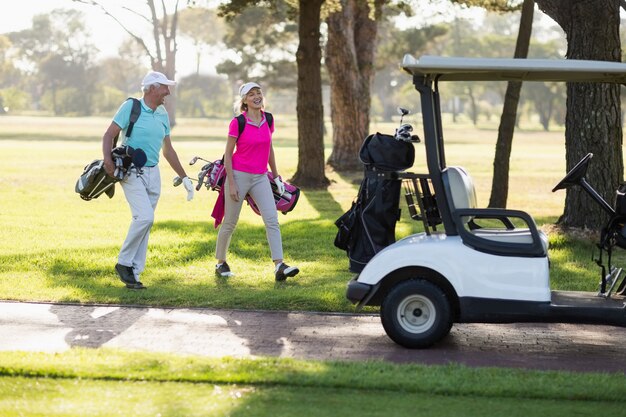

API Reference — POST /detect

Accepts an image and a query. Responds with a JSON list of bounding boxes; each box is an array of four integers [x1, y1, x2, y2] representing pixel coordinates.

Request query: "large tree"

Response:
[[216, 5, 299, 99], [8, 9, 98, 115], [73, 0, 183, 126], [291, 0, 329, 187], [373, 19, 448, 121], [488, 0, 534, 208], [325, 0, 385, 172], [534, 0, 623, 229], [219, 0, 329, 188], [178, 7, 225, 77]]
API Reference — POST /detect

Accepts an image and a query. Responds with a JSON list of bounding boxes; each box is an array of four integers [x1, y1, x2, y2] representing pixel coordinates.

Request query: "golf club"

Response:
[[189, 156, 212, 166], [397, 107, 410, 124], [172, 175, 198, 187]]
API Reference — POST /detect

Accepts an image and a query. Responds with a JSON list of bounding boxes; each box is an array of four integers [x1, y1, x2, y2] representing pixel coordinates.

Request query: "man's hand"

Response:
[[103, 157, 115, 177], [182, 176, 194, 201], [273, 175, 285, 196]]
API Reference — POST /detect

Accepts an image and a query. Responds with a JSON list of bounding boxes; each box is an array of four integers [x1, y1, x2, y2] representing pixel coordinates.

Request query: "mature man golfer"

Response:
[[102, 71, 194, 289]]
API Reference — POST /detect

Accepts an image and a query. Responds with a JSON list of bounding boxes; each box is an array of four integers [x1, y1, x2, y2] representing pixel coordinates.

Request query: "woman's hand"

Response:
[[228, 180, 240, 202]]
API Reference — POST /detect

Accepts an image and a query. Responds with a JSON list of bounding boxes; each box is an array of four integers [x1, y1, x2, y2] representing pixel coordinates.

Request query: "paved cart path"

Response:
[[1, 301, 625, 374]]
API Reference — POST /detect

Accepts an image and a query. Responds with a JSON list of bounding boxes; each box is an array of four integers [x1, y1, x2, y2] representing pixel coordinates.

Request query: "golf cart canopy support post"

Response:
[[402, 54, 626, 238]]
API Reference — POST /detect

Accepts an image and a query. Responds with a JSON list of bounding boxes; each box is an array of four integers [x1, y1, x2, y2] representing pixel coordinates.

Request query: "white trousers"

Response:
[[216, 170, 283, 261], [118, 166, 160, 280]]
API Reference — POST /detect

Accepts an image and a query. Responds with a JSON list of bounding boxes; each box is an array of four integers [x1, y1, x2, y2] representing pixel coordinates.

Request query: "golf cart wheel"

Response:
[[380, 279, 452, 349]]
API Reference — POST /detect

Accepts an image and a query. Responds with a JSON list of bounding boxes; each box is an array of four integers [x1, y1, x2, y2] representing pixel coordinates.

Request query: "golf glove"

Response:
[[182, 176, 194, 201], [273, 175, 285, 196]]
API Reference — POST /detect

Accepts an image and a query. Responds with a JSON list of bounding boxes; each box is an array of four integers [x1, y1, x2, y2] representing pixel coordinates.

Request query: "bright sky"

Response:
[[1, 0, 214, 77], [3, 0, 486, 77], [5, 1, 603, 77], [2, 0, 123, 56]]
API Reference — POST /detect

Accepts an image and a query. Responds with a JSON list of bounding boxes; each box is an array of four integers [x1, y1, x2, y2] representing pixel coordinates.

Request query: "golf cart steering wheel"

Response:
[[552, 153, 593, 192]]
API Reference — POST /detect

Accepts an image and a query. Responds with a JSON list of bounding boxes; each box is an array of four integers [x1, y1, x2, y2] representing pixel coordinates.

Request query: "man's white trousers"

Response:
[[118, 166, 160, 280]]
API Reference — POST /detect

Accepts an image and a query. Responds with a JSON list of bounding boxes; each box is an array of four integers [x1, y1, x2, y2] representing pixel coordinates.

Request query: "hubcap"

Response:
[[397, 294, 436, 333]]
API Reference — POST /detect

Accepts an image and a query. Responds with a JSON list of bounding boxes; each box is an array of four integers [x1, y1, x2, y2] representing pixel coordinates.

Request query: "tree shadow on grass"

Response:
[[301, 187, 345, 220], [49, 303, 148, 349], [25, 215, 352, 308]]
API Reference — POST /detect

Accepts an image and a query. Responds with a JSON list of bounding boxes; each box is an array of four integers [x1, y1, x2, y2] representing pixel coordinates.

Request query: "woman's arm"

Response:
[[268, 144, 279, 178], [224, 135, 239, 201]]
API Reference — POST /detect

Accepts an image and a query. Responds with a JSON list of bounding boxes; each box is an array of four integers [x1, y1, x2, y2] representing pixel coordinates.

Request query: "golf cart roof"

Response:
[[402, 54, 626, 83]]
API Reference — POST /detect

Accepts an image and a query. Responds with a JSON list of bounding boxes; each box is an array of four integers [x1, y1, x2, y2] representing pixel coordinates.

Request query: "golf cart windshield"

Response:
[[402, 54, 626, 83]]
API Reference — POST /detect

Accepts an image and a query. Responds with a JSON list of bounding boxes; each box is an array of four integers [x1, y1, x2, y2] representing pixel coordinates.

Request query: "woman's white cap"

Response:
[[239, 82, 261, 97]]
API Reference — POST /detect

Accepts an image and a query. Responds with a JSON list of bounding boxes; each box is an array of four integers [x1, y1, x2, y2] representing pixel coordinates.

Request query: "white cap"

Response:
[[141, 71, 176, 87], [239, 82, 261, 98]]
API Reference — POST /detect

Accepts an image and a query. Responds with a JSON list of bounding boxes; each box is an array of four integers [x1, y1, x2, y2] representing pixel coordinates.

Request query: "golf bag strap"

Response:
[[222, 112, 275, 164], [236, 112, 274, 140], [113, 97, 142, 147]]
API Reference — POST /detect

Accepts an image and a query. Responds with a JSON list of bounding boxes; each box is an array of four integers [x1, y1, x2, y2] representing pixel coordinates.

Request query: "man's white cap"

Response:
[[142, 71, 176, 87], [239, 82, 261, 98]]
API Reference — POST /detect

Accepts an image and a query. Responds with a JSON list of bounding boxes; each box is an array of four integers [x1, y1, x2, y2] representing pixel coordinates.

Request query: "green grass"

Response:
[[1, 116, 625, 416], [0, 349, 624, 417], [0, 116, 620, 310]]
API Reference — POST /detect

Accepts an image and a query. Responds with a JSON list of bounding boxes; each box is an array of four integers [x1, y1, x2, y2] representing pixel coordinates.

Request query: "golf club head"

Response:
[[132, 148, 147, 168], [189, 156, 199, 166], [173, 176, 182, 187], [397, 107, 410, 125], [196, 169, 209, 191], [397, 107, 410, 117]]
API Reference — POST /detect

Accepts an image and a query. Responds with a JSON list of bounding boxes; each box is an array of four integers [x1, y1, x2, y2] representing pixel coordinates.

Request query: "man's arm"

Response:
[[102, 122, 122, 177], [162, 135, 188, 178]]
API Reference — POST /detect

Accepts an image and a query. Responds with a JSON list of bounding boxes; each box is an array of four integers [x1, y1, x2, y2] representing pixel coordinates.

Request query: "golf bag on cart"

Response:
[[335, 132, 415, 273], [595, 182, 626, 296]]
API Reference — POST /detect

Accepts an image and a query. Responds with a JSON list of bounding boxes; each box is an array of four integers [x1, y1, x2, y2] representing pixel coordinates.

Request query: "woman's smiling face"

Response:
[[244, 87, 264, 110]]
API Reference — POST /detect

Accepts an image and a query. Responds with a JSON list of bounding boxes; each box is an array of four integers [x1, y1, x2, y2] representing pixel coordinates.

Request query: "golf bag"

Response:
[[75, 97, 142, 201], [198, 158, 300, 215], [335, 132, 415, 273], [248, 172, 300, 215], [75, 146, 147, 201]]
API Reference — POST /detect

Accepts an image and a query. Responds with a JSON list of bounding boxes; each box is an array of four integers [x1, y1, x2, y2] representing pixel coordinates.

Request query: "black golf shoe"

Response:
[[115, 263, 137, 285], [125, 281, 146, 290], [275, 262, 299, 282], [215, 262, 233, 278]]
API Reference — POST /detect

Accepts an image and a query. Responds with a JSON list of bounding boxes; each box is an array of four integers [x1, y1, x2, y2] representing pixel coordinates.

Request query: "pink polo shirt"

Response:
[[228, 111, 274, 174]]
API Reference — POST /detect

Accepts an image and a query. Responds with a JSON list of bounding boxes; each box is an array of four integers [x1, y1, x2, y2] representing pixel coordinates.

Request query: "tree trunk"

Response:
[[535, 0, 623, 229], [290, 0, 329, 188], [488, 0, 534, 208], [467, 86, 478, 126], [150, 0, 178, 128], [534, 92, 551, 131], [325, 0, 383, 172]]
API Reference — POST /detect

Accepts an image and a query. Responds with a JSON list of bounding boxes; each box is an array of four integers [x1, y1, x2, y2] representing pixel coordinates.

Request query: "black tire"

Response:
[[380, 279, 452, 349]]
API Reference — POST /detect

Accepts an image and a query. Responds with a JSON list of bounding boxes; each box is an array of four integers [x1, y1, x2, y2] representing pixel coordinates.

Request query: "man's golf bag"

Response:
[[75, 146, 147, 201], [75, 98, 143, 201], [335, 132, 415, 273]]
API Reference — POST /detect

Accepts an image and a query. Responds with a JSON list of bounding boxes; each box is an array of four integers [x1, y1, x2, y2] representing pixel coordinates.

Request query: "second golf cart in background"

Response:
[[346, 55, 626, 348]]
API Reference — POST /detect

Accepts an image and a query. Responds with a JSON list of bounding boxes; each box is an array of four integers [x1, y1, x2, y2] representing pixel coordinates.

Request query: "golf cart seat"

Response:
[[442, 166, 548, 257]]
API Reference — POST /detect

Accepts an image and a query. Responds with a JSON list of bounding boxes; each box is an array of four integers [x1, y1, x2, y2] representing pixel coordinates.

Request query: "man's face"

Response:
[[149, 83, 171, 105]]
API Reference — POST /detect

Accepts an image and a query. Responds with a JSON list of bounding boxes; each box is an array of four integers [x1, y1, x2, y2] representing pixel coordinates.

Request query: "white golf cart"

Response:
[[346, 55, 626, 348]]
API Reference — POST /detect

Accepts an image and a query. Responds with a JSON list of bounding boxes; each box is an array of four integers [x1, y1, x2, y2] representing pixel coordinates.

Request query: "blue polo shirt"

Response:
[[113, 98, 171, 167]]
